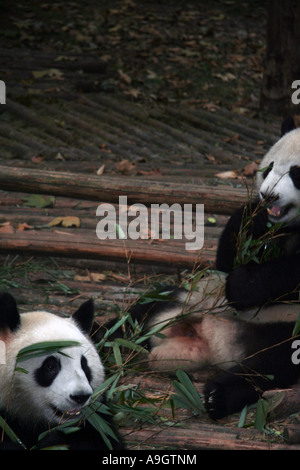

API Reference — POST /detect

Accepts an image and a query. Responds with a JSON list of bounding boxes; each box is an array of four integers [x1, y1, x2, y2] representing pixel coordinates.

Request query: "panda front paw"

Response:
[[204, 372, 261, 420], [204, 381, 229, 420]]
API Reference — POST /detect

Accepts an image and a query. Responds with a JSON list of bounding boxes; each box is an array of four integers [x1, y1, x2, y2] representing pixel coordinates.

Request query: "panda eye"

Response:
[[289, 165, 300, 189], [262, 161, 274, 179], [44, 356, 60, 372], [35, 355, 61, 387]]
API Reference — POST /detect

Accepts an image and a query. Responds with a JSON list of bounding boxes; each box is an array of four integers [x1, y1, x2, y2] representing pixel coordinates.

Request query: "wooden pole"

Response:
[[0, 165, 251, 214], [0, 230, 215, 268]]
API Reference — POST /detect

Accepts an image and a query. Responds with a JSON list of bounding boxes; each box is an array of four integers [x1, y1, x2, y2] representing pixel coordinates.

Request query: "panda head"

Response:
[[256, 117, 300, 225], [0, 293, 105, 427]]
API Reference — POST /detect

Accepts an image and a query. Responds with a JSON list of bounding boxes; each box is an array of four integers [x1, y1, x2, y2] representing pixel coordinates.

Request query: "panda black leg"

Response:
[[204, 369, 260, 420]]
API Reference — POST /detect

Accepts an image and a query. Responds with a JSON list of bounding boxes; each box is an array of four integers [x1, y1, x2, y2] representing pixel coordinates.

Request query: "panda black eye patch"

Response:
[[262, 161, 274, 179], [34, 355, 61, 387], [289, 165, 300, 189]]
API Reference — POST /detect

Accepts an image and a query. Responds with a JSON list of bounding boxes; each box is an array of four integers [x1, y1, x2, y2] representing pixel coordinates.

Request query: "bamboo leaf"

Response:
[[16, 340, 80, 363], [292, 313, 300, 336], [0, 416, 27, 449], [113, 342, 122, 368], [254, 398, 269, 430], [172, 370, 205, 413], [85, 403, 119, 451], [238, 405, 248, 428]]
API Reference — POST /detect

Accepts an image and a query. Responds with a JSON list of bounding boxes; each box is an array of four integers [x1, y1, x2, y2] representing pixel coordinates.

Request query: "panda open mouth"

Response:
[[266, 204, 293, 220], [51, 405, 83, 420]]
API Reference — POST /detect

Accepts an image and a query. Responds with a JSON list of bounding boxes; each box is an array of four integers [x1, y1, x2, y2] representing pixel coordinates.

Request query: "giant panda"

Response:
[[216, 116, 300, 310], [0, 292, 124, 450], [101, 116, 300, 421]]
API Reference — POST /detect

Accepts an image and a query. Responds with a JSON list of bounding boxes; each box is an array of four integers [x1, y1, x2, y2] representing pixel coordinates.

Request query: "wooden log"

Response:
[[120, 422, 298, 450], [0, 165, 251, 214], [0, 229, 215, 268], [283, 425, 300, 445], [263, 385, 300, 420]]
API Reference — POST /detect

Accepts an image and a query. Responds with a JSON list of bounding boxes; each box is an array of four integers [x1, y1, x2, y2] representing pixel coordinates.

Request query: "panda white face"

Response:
[[1, 308, 105, 427], [14, 344, 100, 425], [256, 128, 300, 225]]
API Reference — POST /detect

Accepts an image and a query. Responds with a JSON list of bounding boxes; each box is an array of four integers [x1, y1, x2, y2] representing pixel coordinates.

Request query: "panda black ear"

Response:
[[72, 299, 94, 334], [0, 292, 20, 332], [281, 116, 296, 136]]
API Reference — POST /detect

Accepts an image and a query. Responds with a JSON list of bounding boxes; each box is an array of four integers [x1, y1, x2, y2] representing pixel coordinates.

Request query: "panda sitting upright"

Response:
[[102, 116, 300, 420], [0, 293, 123, 450], [216, 115, 300, 310]]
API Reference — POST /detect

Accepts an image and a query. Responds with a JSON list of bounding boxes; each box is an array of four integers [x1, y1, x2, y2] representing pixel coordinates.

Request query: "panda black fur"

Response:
[[101, 117, 300, 420], [0, 293, 124, 450]]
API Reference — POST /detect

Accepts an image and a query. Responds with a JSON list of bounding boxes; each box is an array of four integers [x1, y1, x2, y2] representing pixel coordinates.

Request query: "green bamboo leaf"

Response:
[[176, 370, 205, 410], [17, 340, 80, 363], [91, 373, 122, 401], [0, 416, 27, 449], [113, 342, 122, 368], [292, 313, 300, 336], [114, 337, 148, 353], [135, 322, 167, 344], [86, 404, 119, 451], [115, 223, 126, 239], [23, 194, 55, 208], [254, 398, 269, 430], [238, 405, 248, 428], [172, 370, 205, 413]]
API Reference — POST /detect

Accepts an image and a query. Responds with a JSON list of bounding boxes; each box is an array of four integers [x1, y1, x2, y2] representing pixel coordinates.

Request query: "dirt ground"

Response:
[[1, 0, 267, 112]]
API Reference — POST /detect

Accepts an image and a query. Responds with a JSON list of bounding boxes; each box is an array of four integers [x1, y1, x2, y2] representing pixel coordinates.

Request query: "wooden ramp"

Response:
[[1, 164, 300, 450], [0, 90, 297, 450]]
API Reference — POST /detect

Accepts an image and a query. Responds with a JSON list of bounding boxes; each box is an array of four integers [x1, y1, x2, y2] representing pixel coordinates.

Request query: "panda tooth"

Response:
[[66, 410, 81, 416], [267, 206, 281, 217]]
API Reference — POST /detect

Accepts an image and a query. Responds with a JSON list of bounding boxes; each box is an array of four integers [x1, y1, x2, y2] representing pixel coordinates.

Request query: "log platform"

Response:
[[1, 46, 297, 450]]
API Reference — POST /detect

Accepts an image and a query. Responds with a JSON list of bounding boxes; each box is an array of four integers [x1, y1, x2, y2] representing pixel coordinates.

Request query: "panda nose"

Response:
[[260, 191, 278, 203], [70, 393, 91, 405]]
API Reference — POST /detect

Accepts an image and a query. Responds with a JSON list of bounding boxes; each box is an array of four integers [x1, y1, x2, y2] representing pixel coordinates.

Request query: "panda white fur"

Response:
[[102, 117, 300, 420], [0, 293, 123, 450]]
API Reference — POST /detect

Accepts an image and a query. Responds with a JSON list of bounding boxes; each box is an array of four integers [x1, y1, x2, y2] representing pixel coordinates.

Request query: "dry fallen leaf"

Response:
[[215, 170, 239, 179], [124, 88, 141, 99], [96, 164, 105, 175], [243, 161, 258, 177], [55, 152, 65, 161], [118, 69, 132, 84], [74, 273, 106, 283], [31, 155, 46, 163], [32, 69, 63, 79], [48, 216, 80, 228], [137, 168, 162, 176], [116, 159, 136, 174], [17, 222, 32, 231], [0, 222, 14, 233], [205, 153, 216, 163]]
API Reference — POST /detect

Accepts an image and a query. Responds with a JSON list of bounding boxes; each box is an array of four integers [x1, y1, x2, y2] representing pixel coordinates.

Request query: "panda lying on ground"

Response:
[[102, 116, 300, 420], [0, 293, 124, 450]]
